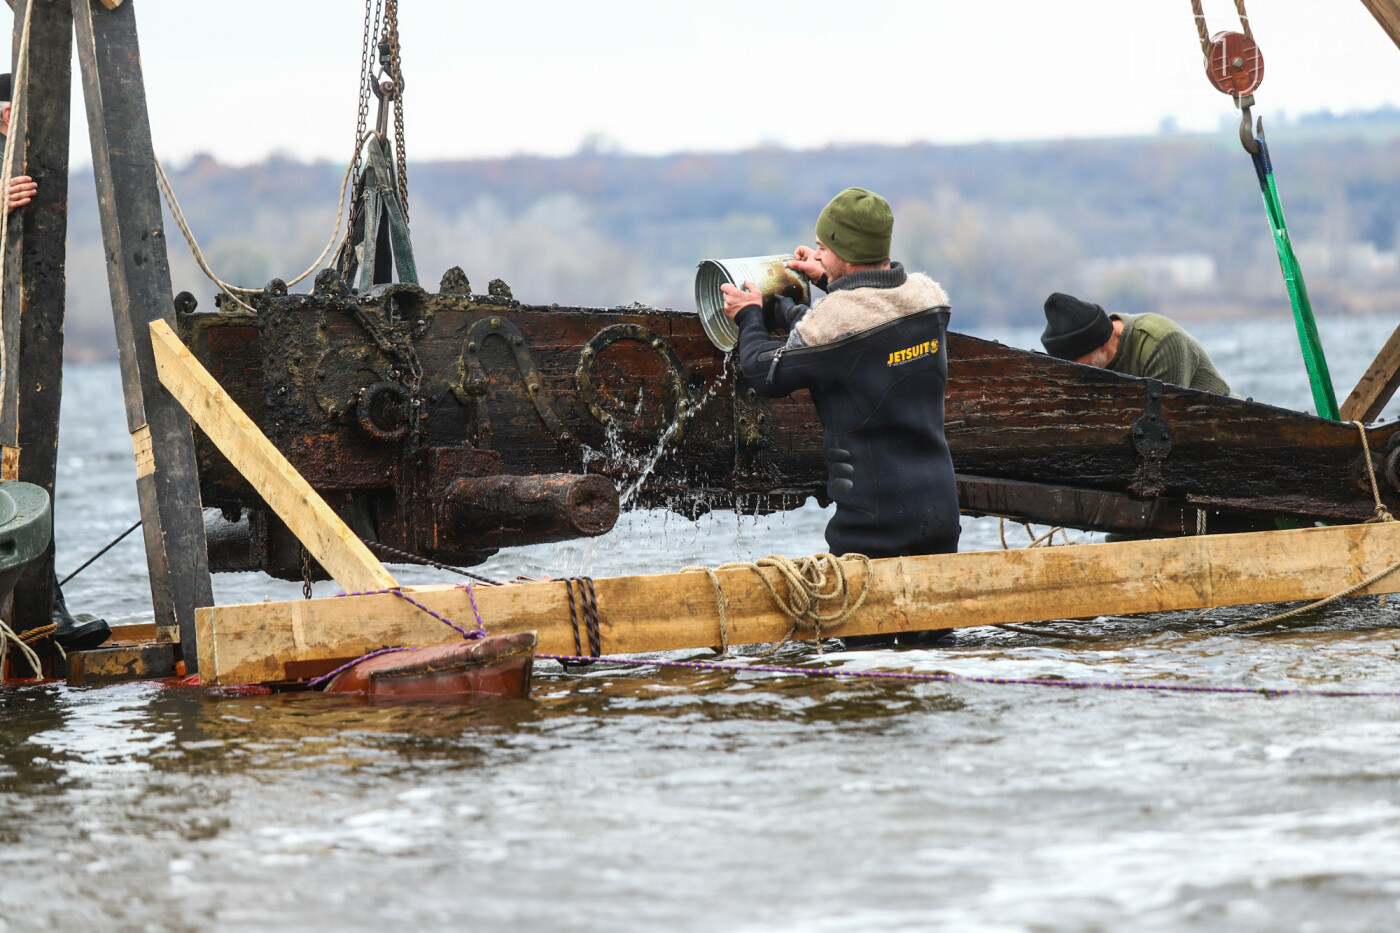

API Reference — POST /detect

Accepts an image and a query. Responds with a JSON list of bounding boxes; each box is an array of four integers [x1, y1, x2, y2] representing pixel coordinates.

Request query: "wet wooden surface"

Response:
[[182, 285, 1400, 575]]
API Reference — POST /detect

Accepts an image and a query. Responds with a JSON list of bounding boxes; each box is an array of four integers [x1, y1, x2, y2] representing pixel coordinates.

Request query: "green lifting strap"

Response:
[[1248, 131, 1340, 420]]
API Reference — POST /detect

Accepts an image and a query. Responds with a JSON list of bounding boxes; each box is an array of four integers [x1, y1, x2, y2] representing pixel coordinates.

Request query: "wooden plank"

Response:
[[72, 0, 213, 663], [1360, 0, 1400, 51], [199, 520, 1400, 685], [1340, 323, 1400, 422], [150, 320, 397, 594], [108, 621, 161, 644], [0, 2, 74, 649], [67, 642, 174, 686]]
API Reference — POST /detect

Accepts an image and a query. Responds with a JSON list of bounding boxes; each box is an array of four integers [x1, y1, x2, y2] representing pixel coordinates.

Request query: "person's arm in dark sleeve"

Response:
[[735, 304, 809, 398]]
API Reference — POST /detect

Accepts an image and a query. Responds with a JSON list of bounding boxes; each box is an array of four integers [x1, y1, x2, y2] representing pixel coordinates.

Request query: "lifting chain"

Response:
[[383, 0, 410, 223], [353, 0, 384, 181], [338, 0, 385, 273]]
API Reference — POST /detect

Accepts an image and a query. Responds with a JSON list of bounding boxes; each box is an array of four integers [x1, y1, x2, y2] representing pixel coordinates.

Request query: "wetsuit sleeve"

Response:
[[735, 304, 811, 398], [1140, 331, 1197, 387]]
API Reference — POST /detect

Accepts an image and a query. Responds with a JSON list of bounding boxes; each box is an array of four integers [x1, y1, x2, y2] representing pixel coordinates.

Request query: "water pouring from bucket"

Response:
[[694, 255, 811, 352]]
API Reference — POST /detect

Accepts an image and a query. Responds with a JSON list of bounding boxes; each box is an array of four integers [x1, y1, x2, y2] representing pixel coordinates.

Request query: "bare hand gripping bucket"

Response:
[[694, 255, 812, 351]]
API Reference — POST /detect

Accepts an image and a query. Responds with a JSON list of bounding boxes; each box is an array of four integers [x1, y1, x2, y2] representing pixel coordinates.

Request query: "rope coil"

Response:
[[683, 553, 873, 651]]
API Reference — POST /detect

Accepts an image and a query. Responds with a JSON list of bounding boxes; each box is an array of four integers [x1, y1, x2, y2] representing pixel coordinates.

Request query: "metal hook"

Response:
[[1237, 94, 1261, 155]]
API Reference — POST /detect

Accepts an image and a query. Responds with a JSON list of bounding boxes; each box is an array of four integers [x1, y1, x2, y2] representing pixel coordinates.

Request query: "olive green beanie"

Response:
[[815, 187, 893, 265]]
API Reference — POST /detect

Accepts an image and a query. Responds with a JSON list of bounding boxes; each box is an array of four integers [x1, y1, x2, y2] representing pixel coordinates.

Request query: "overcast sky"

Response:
[[34, 0, 1400, 165]]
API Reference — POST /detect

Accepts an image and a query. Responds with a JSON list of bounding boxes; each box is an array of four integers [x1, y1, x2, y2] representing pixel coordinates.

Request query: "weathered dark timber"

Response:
[[74, 0, 212, 663], [0, 1, 73, 654], [441, 473, 619, 548], [179, 271, 1400, 577]]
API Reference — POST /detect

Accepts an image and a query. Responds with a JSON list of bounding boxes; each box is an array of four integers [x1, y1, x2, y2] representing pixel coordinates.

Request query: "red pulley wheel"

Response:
[[1205, 31, 1264, 98]]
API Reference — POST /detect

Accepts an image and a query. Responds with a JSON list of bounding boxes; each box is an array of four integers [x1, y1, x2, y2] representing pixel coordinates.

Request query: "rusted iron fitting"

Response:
[[440, 473, 620, 546]]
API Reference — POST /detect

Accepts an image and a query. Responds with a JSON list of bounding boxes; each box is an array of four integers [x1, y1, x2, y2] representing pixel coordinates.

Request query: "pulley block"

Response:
[[1204, 31, 1264, 98]]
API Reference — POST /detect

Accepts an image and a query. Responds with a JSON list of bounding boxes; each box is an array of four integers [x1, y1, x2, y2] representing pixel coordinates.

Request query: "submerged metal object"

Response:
[[694, 255, 811, 351]]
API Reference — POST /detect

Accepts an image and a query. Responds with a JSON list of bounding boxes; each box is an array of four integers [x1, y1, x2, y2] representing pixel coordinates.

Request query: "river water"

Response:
[[4, 316, 1400, 932]]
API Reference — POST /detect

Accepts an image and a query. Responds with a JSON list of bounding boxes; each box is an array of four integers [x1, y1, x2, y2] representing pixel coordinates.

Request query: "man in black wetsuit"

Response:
[[720, 187, 959, 646]]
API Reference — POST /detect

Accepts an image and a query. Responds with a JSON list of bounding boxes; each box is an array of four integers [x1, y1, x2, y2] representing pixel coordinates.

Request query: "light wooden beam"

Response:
[[1360, 0, 1400, 51], [1340, 323, 1400, 422], [199, 520, 1400, 684], [149, 319, 398, 595]]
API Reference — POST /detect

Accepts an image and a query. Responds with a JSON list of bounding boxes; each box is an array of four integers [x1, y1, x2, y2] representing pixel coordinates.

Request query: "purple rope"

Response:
[[309, 585, 488, 689], [456, 582, 487, 637], [334, 586, 484, 639], [537, 654, 1400, 699], [308, 646, 419, 689]]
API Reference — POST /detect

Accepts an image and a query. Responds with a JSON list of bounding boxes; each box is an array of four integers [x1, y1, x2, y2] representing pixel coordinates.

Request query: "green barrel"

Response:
[[0, 481, 51, 574]]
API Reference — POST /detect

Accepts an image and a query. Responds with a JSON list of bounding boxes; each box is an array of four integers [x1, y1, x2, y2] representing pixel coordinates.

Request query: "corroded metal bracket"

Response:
[[456, 315, 575, 446], [576, 322, 690, 439], [1129, 380, 1172, 497]]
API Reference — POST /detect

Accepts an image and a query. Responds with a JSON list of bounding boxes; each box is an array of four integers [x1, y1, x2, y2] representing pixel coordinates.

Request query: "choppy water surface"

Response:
[[5, 317, 1400, 932]]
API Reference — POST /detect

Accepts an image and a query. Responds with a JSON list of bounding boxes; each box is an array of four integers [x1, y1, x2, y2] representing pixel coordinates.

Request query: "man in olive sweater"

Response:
[[1040, 292, 1230, 394]]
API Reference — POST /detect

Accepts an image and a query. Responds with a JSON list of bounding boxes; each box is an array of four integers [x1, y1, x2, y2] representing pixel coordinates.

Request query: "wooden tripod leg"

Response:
[[73, 0, 212, 665], [1340, 323, 1400, 424], [0, 1, 74, 646]]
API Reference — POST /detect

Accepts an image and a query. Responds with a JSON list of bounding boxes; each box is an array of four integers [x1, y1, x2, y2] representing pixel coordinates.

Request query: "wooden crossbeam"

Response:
[[198, 520, 1400, 684], [149, 319, 398, 595]]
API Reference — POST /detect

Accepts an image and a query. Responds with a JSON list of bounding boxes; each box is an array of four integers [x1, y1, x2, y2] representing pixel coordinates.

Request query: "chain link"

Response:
[[338, 0, 384, 272], [354, 0, 383, 181], [301, 545, 315, 600], [383, 0, 410, 223]]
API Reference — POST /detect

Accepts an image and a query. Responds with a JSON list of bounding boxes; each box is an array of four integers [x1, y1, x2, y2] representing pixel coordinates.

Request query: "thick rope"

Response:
[[0, 615, 43, 679], [154, 130, 378, 315], [1204, 436, 1396, 634], [683, 553, 873, 651], [680, 564, 730, 654], [1353, 421, 1394, 523], [1191, 0, 1253, 59], [1203, 556, 1400, 634], [1190, 0, 1213, 59], [19, 622, 53, 645]]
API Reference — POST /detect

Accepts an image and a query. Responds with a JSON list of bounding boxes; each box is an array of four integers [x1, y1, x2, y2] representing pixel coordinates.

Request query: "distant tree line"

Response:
[[58, 112, 1400, 359]]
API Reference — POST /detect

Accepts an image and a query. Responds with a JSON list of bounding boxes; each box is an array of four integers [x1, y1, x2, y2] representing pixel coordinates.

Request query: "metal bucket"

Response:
[[694, 255, 811, 351]]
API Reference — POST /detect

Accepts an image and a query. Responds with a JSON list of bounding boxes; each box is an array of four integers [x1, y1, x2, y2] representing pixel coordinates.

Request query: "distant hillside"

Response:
[[61, 113, 1400, 359]]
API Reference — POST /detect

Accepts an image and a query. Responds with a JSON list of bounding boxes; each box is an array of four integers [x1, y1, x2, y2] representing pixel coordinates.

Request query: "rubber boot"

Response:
[[51, 581, 110, 650]]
